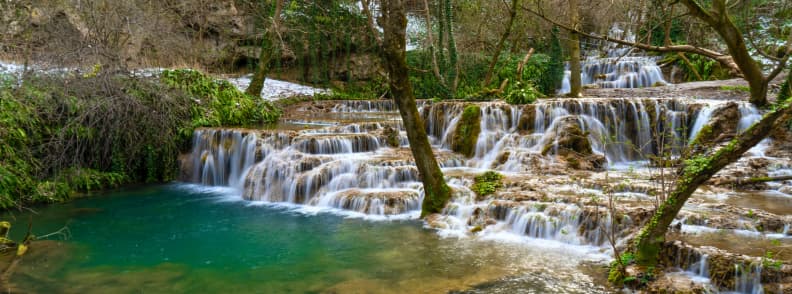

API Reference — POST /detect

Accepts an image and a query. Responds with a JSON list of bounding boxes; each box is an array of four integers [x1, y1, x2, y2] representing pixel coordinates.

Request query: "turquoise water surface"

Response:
[[3, 184, 611, 293]]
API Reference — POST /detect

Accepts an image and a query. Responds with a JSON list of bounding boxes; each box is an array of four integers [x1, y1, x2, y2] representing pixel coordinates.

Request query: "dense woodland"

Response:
[[1, 0, 792, 293]]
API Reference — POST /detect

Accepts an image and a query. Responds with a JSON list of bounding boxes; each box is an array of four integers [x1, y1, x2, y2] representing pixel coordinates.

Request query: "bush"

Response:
[[402, 50, 563, 99], [160, 69, 281, 127], [0, 69, 280, 209], [504, 81, 543, 105]]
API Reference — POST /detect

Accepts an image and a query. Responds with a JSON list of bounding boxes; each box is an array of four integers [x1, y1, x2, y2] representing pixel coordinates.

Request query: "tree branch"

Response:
[[520, 4, 742, 75]]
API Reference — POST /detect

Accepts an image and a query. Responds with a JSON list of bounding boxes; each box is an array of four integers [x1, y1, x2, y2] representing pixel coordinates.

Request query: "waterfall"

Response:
[[185, 99, 769, 217], [734, 263, 764, 294], [558, 49, 668, 94], [558, 24, 668, 94], [190, 129, 259, 189]]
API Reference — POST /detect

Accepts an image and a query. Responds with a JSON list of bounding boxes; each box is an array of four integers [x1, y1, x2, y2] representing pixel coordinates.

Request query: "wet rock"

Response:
[[516, 104, 536, 133], [382, 126, 401, 147], [779, 186, 792, 195], [689, 102, 740, 150], [178, 153, 194, 181], [767, 122, 792, 158], [659, 241, 792, 292], [451, 104, 481, 157], [540, 116, 604, 170]]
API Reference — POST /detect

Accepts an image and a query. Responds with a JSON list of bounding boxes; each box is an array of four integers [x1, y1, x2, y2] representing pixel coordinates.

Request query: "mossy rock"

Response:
[[451, 104, 481, 157]]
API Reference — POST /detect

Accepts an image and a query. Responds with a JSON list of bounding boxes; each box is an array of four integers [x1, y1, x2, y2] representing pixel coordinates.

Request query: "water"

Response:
[[558, 25, 667, 94], [2, 184, 612, 293]]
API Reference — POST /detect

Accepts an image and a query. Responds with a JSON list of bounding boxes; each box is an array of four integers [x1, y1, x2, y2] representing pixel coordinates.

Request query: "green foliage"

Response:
[[504, 81, 542, 105], [471, 171, 503, 199], [762, 251, 782, 270], [404, 50, 561, 99], [161, 69, 281, 127], [57, 168, 127, 193], [663, 53, 731, 81], [0, 69, 277, 209], [315, 77, 390, 100], [720, 85, 751, 92], [547, 26, 565, 92]]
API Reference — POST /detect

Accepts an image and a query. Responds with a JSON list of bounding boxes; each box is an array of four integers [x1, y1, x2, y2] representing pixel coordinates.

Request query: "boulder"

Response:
[[451, 105, 481, 157], [689, 102, 740, 150], [540, 116, 605, 170]]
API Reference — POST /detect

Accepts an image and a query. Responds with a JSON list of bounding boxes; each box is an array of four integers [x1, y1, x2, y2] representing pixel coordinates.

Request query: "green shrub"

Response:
[[504, 81, 542, 105], [161, 69, 281, 127], [0, 69, 280, 209]]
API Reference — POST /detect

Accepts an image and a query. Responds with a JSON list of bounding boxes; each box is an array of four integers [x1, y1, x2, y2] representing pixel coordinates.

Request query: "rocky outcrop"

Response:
[[659, 241, 792, 292], [541, 116, 606, 170], [451, 105, 481, 157], [689, 102, 740, 150]]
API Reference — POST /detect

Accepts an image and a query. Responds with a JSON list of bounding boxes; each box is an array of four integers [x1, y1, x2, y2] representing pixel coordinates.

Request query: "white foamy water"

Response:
[[227, 74, 328, 100]]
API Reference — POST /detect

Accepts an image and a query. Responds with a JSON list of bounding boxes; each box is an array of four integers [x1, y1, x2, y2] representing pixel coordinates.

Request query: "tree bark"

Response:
[[632, 98, 792, 266], [568, 0, 582, 97], [483, 0, 519, 87], [380, 0, 452, 218], [245, 0, 284, 97]]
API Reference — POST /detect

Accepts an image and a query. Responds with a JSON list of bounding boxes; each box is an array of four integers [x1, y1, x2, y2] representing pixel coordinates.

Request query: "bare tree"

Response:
[[483, 0, 520, 87], [246, 0, 284, 97], [567, 0, 582, 97]]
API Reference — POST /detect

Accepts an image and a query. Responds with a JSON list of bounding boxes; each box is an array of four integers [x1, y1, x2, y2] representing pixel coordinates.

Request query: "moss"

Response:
[[471, 171, 503, 200], [607, 262, 625, 286], [451, 105, 481, 157], [719, 85, 750, 92], [421, 182, 452, 218]]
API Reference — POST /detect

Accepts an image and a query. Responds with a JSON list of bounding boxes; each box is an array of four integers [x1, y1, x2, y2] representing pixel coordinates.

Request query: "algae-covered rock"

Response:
[[451, 104, 481, 157]]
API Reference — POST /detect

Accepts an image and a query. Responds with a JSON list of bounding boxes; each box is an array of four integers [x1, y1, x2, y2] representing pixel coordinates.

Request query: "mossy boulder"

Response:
[[451, 104, 481, 157], [689, 102, 739, 151], [541, 116, 605, 170]]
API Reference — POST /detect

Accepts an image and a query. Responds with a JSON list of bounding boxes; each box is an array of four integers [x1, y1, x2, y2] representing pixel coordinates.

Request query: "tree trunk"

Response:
[[245, 0, 284, 97], [678, 0, 768, 106], [568, 0, 582, 97], [663, 5, 674, 46], [632, 99, 792, 266], [483, 0, 519, 87], [380, 0, 452, 218], [444, 0, 460, 95], [422, 0, 447, 89]]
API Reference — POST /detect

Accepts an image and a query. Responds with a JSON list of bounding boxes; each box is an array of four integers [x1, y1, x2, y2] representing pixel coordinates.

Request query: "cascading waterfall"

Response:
[[185, 99, 767, 245], [558, 26, 668, 94], [190, 129, 259, 188]]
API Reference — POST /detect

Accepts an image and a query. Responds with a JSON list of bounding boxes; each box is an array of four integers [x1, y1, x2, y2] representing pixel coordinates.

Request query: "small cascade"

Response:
[[559, 50, 667, 94], [689, 254, 710, 278], [733, 263, 764, 294], [559, 25, 668, 94], [189, 129, 259, 188], [471, 103, 521, 168]]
